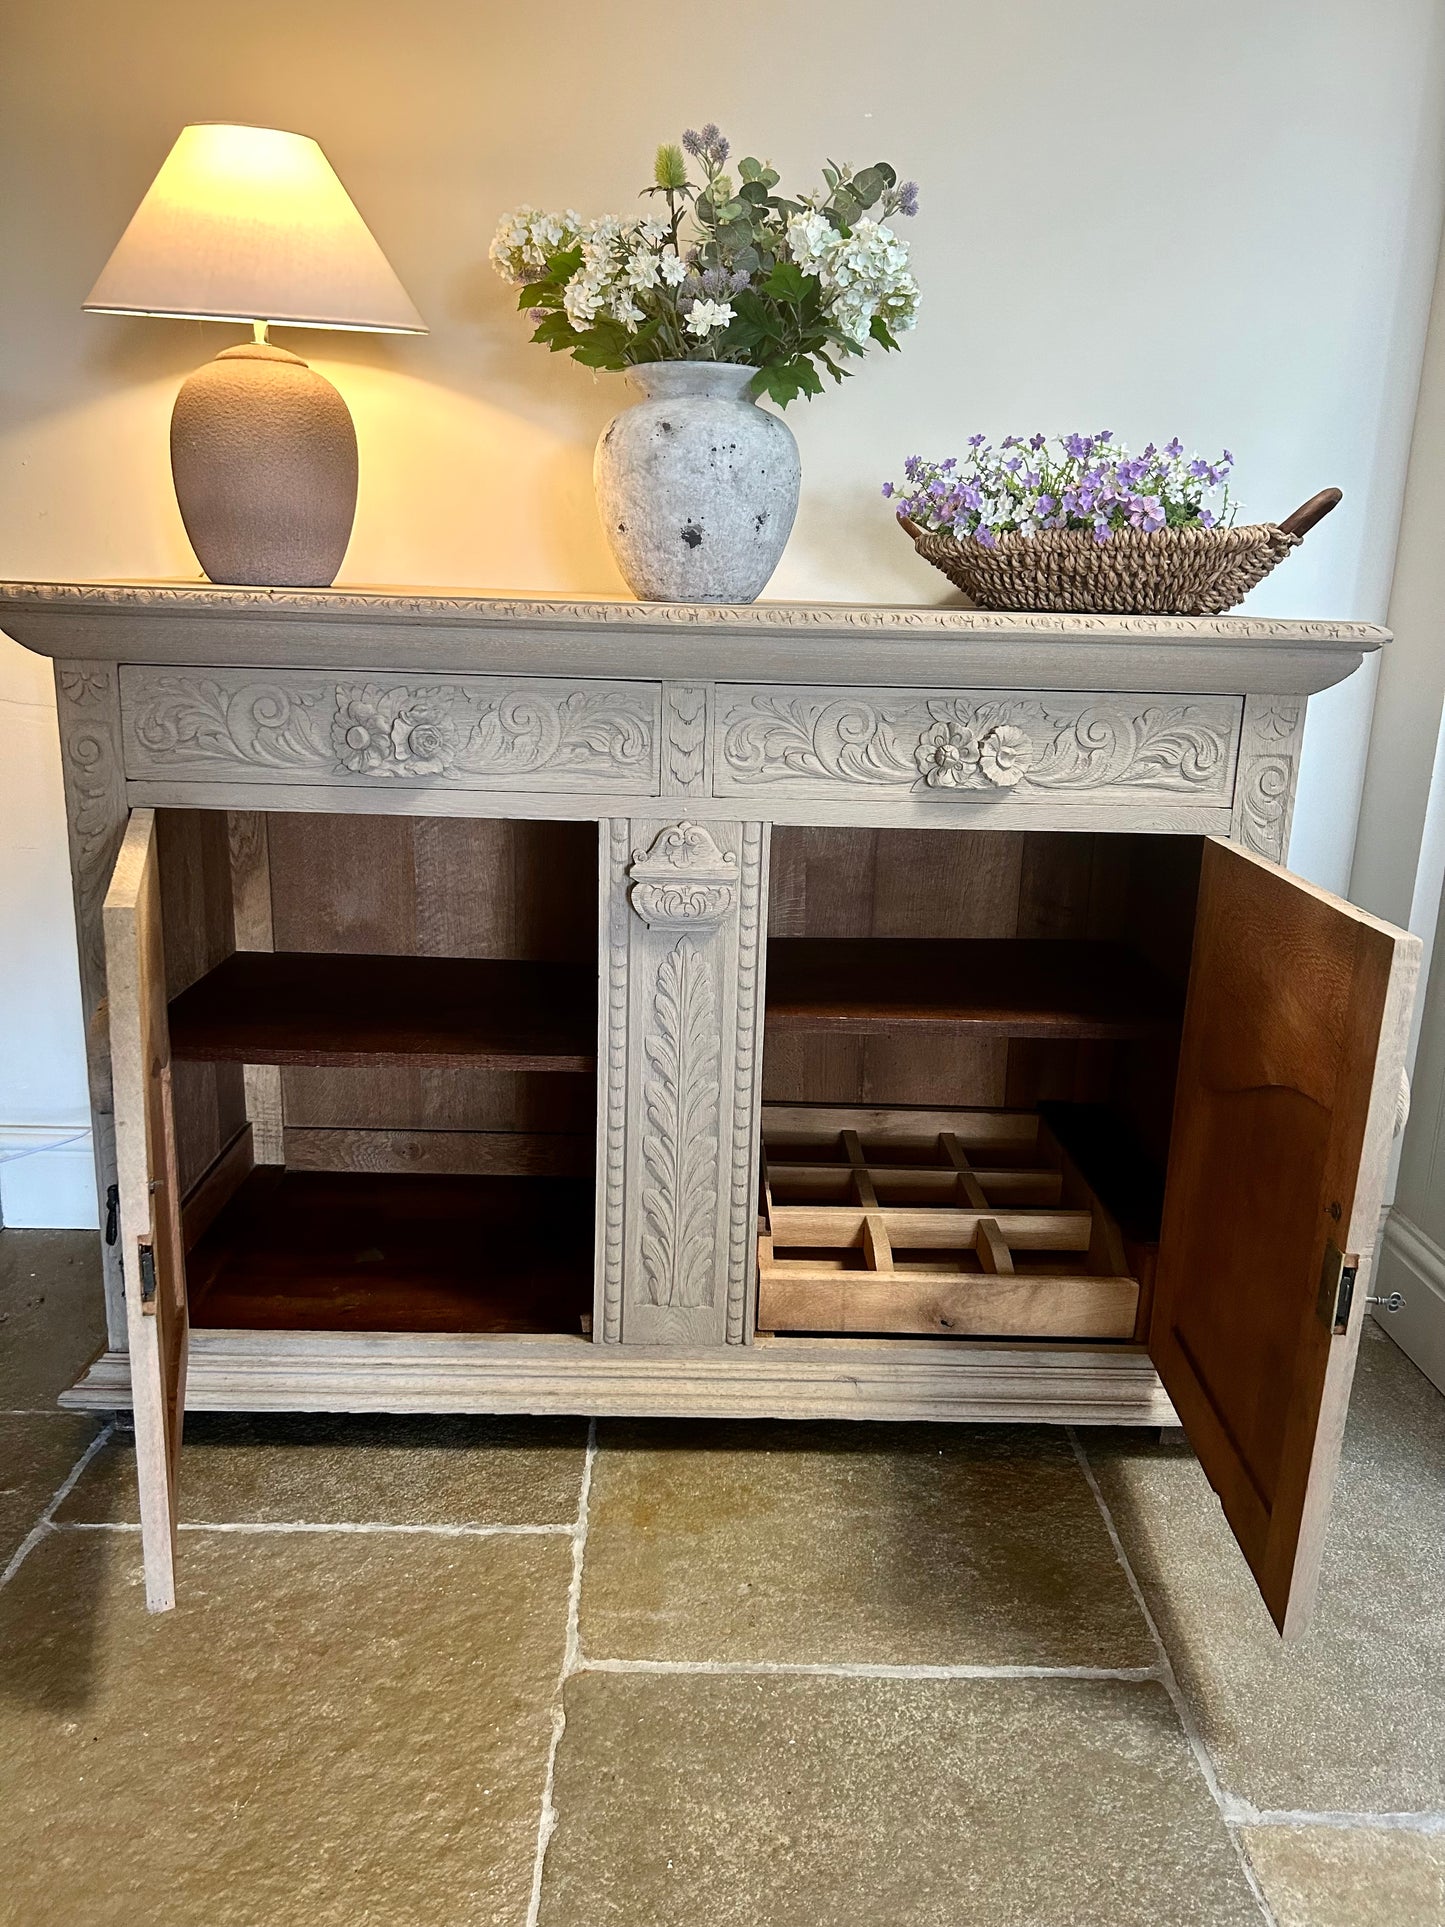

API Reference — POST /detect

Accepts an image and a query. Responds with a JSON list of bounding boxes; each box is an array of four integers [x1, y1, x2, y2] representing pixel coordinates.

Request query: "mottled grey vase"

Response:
[[594, 361, 801, 603]]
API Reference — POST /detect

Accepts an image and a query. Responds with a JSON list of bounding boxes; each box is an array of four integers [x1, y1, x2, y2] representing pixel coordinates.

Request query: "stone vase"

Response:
[[593, 361, 801, 603]]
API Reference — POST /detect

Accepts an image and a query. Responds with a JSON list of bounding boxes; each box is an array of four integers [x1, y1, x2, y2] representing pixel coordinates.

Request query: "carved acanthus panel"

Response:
[[119, 669, 660, 793], [605, 816, 766, 1347], [714, 686, 1243, 806], [1235, 695, 1305, 864], [638, 937, 723, 1310]]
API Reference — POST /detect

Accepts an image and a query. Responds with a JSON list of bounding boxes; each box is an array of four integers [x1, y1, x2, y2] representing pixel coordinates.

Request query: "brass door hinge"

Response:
[[1318, 1240, 1358, 1335]]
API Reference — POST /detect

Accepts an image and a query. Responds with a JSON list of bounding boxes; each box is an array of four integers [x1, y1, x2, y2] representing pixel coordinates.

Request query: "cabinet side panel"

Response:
[[53, 662, 128, 1345]]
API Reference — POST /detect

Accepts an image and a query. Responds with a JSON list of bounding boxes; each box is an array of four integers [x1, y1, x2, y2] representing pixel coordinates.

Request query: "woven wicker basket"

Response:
[[898, 489, 1341, 616]]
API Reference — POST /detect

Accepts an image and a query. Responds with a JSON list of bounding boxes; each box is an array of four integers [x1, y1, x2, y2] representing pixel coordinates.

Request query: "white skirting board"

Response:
[[0, 1124, 97, 1229], [1376, 1209, 1445, 1395]]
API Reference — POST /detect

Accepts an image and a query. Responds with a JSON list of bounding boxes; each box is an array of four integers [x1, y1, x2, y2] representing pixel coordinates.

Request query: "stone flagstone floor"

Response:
[[2, 1226, 1443, 1926]]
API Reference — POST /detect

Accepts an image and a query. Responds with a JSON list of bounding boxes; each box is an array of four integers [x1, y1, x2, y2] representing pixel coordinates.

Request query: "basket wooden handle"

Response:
[[897, 511, 925, 540], [1279, 488, 1342, 539]]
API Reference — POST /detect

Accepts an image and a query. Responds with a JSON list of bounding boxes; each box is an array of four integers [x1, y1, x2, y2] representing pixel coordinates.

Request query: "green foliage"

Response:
[[495, 134, 916, 405]]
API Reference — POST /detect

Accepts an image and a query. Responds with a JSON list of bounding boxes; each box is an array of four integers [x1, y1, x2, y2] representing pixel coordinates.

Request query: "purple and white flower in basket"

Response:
[[883, 433, 1236, 546]]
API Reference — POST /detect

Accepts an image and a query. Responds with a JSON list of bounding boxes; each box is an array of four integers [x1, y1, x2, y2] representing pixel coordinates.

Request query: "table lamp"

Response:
[[84, 122, 426, 587]]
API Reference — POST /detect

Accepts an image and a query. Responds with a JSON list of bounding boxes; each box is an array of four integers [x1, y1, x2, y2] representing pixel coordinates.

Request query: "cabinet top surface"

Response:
[[0, 579, 1387, 697]]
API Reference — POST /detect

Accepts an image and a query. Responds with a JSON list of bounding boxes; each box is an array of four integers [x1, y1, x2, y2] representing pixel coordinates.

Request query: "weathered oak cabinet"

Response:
[[0, 581, 1417, 1636]]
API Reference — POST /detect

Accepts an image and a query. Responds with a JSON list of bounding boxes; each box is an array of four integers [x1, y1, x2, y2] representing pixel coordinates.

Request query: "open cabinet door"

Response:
[[1150, 838, 1419, 1638], [104, 809, 187, 1612]]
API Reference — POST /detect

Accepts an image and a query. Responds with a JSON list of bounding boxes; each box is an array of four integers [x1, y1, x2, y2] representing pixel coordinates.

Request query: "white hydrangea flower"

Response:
[[685, 298, 735, 337], [785, 209, 840, 275], [488, 205, 582, 285]]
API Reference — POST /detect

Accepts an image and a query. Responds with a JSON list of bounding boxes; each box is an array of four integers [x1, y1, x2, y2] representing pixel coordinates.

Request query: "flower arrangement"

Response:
[[884, 433, 1236, 547], [490, 124, 920, 407]]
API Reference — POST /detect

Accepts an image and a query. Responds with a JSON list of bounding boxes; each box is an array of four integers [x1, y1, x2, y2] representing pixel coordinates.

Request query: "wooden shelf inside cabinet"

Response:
[[186, 1169, 594, 1334], [764, 938, 1182, 1040], [167, 952, 597, 1071]]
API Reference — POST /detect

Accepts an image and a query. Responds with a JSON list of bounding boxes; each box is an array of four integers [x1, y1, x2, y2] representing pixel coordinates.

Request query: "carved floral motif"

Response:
[[628, 820, 739, 930], [719, 690, 1239, 800], [332, 685, 461, 777], [639, 937, 722, 1309], [915, 718, 1038, 790], [122, 672, 656, 787]]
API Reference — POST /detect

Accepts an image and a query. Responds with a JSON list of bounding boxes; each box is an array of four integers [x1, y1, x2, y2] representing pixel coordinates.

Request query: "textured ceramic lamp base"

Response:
[[170, 342, 358, 587]]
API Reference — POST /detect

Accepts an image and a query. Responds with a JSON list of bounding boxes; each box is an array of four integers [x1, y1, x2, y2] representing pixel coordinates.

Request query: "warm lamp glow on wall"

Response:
[[84, 123, 426, 586]]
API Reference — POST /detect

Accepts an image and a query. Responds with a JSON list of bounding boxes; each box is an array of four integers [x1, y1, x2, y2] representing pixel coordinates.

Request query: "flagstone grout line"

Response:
[[525, 1415, 597, 1927], [54, 1518, 577, 1538], [577, 1656, 1164, 1682], [0, 1419, 117, 1591], [1068, 1427, 1281, 1927]]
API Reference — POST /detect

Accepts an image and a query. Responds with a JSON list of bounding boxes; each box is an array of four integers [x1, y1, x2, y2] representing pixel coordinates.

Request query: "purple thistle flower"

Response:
[[896, 180, 919, 217], [681, 127, 704, 158]]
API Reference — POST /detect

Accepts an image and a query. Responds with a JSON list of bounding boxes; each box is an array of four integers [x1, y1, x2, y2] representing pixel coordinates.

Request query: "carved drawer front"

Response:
[[713, 685, 1244, 809], [118, 668, 662, 794]]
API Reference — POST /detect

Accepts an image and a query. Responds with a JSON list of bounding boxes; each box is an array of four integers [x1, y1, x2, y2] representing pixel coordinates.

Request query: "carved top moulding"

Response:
[[0, 580, 1386, 699]]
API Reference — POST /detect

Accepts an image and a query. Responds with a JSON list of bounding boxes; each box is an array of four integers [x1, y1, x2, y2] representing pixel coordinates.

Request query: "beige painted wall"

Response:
[[4, 0, 1445, 1220]]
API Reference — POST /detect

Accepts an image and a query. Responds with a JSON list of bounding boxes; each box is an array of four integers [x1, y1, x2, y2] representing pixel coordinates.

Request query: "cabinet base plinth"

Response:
[[61, 1332, 1175, 1427]]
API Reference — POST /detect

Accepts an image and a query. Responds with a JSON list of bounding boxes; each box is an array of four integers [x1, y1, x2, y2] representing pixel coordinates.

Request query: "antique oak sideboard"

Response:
[[0, 582, 1418, 1631]]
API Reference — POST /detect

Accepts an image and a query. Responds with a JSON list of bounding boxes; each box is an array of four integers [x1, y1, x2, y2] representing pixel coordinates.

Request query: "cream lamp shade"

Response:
[[83, 122, 426, 333]]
